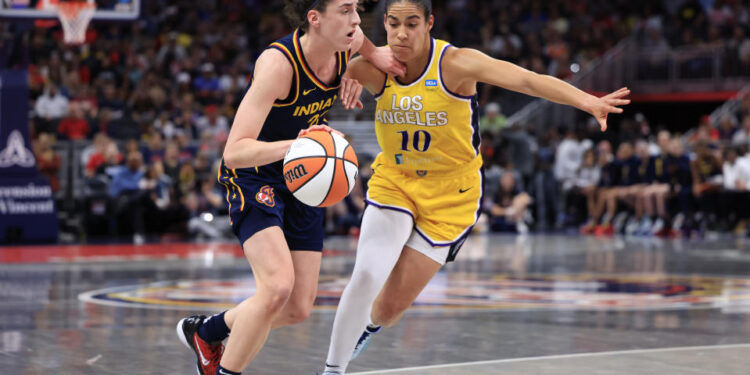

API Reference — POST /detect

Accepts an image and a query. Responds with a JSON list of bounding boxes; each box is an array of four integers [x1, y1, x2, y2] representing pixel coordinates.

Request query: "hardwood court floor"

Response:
[[1, 234, 750, 374]]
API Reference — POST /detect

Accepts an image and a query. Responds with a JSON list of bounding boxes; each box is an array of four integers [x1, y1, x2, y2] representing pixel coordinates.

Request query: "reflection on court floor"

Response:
[[2, 234, 750, 374]]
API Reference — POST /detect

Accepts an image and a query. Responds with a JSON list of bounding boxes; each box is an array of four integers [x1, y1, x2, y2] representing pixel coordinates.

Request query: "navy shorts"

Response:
[[219, 167, 325, 251]]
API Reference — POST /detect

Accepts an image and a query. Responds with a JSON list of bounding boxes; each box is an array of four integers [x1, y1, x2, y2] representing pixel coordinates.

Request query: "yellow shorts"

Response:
[[365, 154, 483, 246]]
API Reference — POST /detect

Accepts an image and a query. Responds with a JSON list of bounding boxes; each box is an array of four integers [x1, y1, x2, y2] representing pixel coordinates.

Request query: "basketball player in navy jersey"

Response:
[[175, 1, 405, 374]]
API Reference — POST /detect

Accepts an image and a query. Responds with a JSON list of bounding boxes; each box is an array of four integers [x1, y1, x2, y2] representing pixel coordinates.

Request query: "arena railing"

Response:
[[507, 37, 749, 131]]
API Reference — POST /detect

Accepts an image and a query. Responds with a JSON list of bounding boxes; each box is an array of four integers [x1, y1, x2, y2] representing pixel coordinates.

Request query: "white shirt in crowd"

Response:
[[574, 166, 601, 189], [554, 137, 592, 186], [195, 114, 229, 140], [732, 128, 750, 147], [35, 91, 69, 120], [723, 155, 750, 191]]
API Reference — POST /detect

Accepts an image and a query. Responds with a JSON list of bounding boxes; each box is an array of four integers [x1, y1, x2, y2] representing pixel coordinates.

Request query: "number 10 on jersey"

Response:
[[398, 130, 432, 152]]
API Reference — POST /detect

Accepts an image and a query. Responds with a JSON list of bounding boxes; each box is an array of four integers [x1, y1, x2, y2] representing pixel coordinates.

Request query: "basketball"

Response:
[[283, 131, 359, 207]]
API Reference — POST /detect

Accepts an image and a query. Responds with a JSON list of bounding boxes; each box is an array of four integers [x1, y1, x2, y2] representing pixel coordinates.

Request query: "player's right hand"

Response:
[[298, 125, 344, 138]]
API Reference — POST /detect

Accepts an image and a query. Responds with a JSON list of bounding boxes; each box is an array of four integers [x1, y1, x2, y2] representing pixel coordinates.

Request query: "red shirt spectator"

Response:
[[58, 103, 90, 140], [34, 134, 61, 192]]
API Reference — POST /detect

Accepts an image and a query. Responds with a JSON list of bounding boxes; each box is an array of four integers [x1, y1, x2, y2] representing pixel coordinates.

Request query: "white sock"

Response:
[[324, 207, 413, 373]]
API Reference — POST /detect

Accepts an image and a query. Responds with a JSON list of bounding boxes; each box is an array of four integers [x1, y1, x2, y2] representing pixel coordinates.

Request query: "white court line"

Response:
[[348, 343, 750, 374]]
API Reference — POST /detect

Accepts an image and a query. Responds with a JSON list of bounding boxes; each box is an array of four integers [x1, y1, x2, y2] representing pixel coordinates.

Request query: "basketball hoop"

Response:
[[51, 0, 96, 45]]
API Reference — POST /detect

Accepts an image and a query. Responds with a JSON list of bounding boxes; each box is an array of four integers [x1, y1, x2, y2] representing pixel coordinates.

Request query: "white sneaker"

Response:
[[612, 212, 629, 234], [637, 217, 653, 236], [650, 218, 664, 235], [625, 217, 640, 236]]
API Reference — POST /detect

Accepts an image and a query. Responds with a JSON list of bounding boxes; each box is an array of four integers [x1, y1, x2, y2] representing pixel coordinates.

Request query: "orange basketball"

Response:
[[283, 131, 358, 207]]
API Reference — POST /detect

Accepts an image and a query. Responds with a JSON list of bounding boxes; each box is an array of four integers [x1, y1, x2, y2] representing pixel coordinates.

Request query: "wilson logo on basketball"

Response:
[[255, 186, 275, 207], [284, 165, 308, 184]]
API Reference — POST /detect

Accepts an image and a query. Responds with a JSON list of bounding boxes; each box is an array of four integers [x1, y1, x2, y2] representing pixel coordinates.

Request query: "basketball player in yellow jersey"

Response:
[[174, 1, 406, 375], [322, 0, 630, 373]]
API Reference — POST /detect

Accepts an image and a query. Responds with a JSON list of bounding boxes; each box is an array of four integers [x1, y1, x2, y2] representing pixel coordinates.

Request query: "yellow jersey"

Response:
[[373, 38, 480, 172]]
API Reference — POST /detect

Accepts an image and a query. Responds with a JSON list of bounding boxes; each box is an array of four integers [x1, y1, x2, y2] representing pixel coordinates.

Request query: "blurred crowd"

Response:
[[479, 94, 750, 238], [3, 0, 749, 242]]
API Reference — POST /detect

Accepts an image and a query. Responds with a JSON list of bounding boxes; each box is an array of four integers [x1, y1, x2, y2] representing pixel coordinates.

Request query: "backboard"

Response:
[[0, 0, 140, 21]]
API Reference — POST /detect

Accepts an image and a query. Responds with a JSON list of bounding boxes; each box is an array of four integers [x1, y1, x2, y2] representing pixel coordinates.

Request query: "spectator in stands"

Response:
[[720, 147, 750, 233], [34, 83, 69, 135], [664, 138, 694, 234], [139, 160, 172, 212], [98, 83, 125, 120], [479, 102, 507, 134], [593, 142, 639, 236], [194, 63, 221, 104], [57, 102, 90, 140], [636, 130, 673, 236], [71, 85, 98, 119], [109, 150, 146, 243], [91, 108, 113, 136], [732, 116, 750, 148], [183, 177, 230, 239], [625, 140, 657, 235], [193, 151, 213, 181], [177, 162, 197, 198], [718, 114, 738, 141], [554, 127, 589, 190], [141, 131, 165, 164], [162, 142, 182, 184], [33, 133, 61, 193], [571, 148, 601, 231], [691, 141, 724, 230], [83, 133, 112, 177], [532, 130, 559, 230], [154, 111, 177, 140], [489, 172, 531, 234], [581, 140, 615, 234], [112, 110, 144, 141], [195, 104, 230, 147]]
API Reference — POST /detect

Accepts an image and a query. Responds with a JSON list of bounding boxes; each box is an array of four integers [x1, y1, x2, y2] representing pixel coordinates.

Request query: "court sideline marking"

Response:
[[348, 343, 750, 374]]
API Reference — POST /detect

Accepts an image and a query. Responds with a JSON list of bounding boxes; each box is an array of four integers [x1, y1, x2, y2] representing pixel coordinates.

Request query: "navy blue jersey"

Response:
[[613, 157, 640, 186], [217, 29, 350, 249], [665, 155, 692, 187], [649, 154, 670, 184], [238, 28, 349, 183], [635, 157, 652, 184]]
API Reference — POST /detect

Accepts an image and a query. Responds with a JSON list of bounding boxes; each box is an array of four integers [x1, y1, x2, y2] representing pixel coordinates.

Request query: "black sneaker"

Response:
[[176, 315, 223, 375]]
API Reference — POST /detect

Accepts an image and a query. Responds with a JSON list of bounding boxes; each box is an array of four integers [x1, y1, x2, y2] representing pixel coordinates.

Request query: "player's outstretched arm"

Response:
[[351, 26, 406, 78], [343, 56, 387, 95], [445, 48, 630, 132], [223, 49, 296, 170]]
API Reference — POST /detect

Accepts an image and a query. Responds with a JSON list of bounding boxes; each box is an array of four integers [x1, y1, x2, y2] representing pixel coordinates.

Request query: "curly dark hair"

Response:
[[284, 0, 335, 32]]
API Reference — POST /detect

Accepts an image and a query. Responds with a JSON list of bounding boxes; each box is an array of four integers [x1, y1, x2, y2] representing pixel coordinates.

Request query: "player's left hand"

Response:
[[340, 78, 364, 110], [298, 125, 344, 138], [370, 46, 407, 77], [583, 87, 631, 132]]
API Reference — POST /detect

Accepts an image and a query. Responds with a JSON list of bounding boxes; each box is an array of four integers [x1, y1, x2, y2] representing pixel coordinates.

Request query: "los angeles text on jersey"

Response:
[[376, 95, 448, 127]]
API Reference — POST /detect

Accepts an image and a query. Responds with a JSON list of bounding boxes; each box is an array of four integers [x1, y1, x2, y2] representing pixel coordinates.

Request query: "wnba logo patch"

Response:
[[255, 186, 275, 207]]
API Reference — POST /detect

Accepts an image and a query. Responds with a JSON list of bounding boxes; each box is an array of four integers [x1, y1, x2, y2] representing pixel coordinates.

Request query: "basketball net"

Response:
[[52, 1, 96, 45]]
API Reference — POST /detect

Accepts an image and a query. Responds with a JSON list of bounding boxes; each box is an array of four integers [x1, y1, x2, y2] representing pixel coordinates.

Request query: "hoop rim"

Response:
[[53, 1, 97, 18]]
